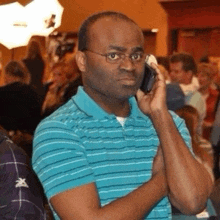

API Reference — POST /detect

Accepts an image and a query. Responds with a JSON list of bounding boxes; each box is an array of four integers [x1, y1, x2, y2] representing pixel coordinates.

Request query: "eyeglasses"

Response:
[[85, 49, 146, 64]]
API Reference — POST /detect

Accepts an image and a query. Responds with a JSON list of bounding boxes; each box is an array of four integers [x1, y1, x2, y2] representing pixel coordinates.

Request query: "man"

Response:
[[169, 53, 207, 135], [0, 126, 46, 219], [32, 11, 213, 219]]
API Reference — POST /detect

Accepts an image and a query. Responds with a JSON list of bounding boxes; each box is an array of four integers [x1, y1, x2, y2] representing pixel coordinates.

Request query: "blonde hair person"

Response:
[[197, 63, 219, 140], [22, 37, 46, 103], [42, 57, 81, 117]]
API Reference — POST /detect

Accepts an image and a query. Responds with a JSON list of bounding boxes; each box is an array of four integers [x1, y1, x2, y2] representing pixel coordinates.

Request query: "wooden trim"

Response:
[[160, 0, 220, 9]]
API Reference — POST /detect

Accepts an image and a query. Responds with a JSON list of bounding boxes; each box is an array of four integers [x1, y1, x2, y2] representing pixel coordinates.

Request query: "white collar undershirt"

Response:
[[116, 116, 127, 126]]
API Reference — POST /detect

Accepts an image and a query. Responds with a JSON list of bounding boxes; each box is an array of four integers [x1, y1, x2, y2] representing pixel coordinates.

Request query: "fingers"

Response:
[[136, 89, 145, 101], [150, 62, 165, 82]]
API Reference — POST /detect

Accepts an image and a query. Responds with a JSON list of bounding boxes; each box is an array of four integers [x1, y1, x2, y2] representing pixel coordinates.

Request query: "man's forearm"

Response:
[[150, 110, 213, 214], [97, 171, 167, 220], [51, 172, 167, 220]]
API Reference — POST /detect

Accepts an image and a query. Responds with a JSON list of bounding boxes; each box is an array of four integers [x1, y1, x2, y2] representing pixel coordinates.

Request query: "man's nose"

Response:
[[119, 56, 135, 71]]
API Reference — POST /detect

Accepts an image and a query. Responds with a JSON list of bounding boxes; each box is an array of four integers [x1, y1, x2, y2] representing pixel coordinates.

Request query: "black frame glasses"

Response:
[[85, 49, 146, 64]]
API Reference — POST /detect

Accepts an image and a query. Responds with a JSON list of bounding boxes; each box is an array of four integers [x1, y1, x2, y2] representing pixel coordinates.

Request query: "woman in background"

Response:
[[175, 105, 214, 173], [197, 63, 219, 140], [42, 55, 82, 118], [22, 38, 46, 104]]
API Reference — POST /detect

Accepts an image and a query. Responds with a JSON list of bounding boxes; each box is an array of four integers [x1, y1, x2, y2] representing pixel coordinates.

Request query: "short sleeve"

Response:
[[32, 120, 95, 200]]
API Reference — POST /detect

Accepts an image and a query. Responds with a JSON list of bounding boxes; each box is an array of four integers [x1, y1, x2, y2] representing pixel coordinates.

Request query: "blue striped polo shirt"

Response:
[[32, 86, 191, 220]]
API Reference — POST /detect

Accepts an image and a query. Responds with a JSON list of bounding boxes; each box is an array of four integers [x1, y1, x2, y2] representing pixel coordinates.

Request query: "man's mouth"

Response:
[[119, 77, 137, 85]]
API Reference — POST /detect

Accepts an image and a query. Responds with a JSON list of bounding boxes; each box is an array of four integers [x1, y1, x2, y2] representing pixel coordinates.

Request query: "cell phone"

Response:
[[140, 63, 157, 93]]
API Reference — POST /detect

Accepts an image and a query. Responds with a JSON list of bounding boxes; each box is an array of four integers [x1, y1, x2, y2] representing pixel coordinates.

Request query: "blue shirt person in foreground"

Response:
[[32, 11, 214, 219]]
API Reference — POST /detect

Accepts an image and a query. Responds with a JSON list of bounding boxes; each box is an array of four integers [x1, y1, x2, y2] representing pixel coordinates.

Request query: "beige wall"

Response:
[[57, 0, 168, 56]]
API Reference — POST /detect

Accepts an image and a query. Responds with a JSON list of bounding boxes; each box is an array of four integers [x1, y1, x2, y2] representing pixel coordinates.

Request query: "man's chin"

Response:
[[118, 85, 139, 98]]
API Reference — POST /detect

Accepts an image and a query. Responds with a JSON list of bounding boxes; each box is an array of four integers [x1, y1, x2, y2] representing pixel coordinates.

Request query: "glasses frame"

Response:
[[84, 49, 146, 64]]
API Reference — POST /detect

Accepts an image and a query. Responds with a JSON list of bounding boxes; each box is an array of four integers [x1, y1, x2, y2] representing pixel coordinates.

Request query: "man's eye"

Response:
[[131, 53, 143, 61], [107, 52, 121, 61]]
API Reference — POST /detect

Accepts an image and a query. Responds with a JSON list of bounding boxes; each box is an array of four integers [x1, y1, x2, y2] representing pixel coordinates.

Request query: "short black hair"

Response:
[[170, 52, 197, 74], [78, 11, 138, 51]]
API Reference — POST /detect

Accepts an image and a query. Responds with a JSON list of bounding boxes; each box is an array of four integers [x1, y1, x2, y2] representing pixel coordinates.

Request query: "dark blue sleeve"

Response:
[[0, 138, 46, 219]]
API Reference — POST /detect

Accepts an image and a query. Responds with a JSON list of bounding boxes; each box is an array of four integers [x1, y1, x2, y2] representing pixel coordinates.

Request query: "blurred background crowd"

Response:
[[0, 0, 220, 219]]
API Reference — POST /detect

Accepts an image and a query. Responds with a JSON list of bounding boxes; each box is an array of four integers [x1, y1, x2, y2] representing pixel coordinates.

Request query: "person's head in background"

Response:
[[197, 63, 216, 94], [169, 52, 197, 85], [175, 105, 199, 139], [4, 61, 30, 85], [25, 38, 44, 60], [175, 105, 214, 169], [50, 58, 79, 88]]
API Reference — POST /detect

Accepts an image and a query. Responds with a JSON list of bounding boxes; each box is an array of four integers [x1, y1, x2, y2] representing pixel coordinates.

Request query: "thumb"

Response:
[[136, 89, 145, 101]]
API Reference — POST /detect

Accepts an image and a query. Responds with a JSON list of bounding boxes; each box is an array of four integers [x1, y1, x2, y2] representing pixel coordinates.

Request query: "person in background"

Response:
[[32, 11, 213, 220], [175, 105, 214, 173], [0, 61, 41, 134], [0, 61, 42, 157], [169, 52, 206, 136], [42, 55, 82, 118], [174, 105, 216, 218], [210, 98, 220, 180], [22, 37, 46, 104], [0, 126, 46, 219], [197, 63, 219, 141]]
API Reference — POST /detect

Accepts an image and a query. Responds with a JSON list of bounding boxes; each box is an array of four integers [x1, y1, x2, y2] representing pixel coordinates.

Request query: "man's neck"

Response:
[[84, 87, 131, 117]]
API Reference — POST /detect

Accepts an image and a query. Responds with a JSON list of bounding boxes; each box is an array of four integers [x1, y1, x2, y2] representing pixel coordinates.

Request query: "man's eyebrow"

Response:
[[132, 46, 144, 52], [108, 45, 144, 52], [108, 45, 126, 52]]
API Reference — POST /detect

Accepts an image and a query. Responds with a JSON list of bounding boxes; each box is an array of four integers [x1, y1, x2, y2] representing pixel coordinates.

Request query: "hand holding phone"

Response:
[[140, 54, 158, 93]]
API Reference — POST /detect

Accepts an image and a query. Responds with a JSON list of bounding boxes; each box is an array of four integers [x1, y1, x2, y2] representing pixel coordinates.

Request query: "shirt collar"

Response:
[[72, 86, 143, 119]]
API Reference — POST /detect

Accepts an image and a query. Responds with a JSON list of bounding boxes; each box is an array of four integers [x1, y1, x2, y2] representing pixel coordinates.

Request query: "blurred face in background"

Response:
[[197, 71, 211, 90], [169, 60, 195, 85], [52, 66, 68, 87], [169, 61, 188, 84], [197, 64, 214, 90]]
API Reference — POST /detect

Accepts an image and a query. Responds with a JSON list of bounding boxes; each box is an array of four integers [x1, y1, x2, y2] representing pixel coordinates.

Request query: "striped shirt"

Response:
[[32, 86, 191, 220]]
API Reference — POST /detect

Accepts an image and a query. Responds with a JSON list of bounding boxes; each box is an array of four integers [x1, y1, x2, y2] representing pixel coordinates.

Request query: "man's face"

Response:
[[81, 17, 145, 101], [52, 67, 68, 87], [197, 71, 211, 89], [169, 61, 188, 84]]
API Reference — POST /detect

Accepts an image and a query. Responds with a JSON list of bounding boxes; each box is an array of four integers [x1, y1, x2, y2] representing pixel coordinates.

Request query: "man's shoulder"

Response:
[[41, 98, 81, 123], [35, 97, 87, 135]]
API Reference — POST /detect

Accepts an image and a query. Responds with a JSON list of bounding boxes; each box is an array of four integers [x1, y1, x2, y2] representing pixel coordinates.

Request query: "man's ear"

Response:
[[75, 51, 87, 72]]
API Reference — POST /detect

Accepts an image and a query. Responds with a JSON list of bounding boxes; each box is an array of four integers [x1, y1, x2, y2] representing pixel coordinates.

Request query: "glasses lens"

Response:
[[106, 52, 122, 63]]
